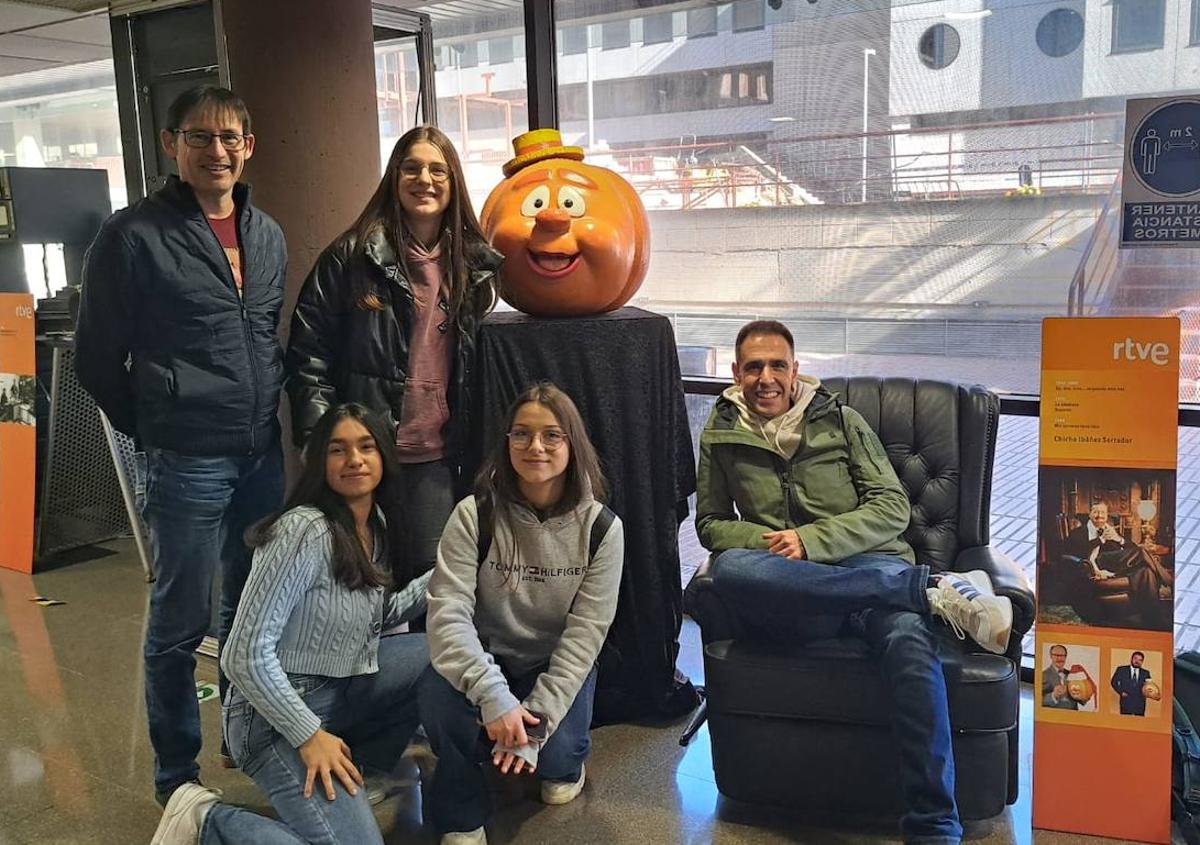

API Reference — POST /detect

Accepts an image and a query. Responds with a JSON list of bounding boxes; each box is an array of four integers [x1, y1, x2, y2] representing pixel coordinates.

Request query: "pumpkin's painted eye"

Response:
[[557, 186, 586, 218], [520, 185, 552, 217]]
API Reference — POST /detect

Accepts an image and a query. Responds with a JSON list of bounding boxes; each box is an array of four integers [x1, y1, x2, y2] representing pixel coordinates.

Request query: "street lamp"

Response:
[[862, 47, 876, 203]]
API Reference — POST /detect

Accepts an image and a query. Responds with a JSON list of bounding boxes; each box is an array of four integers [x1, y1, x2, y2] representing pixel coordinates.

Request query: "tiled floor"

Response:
[[0, 540, 1163, 845]]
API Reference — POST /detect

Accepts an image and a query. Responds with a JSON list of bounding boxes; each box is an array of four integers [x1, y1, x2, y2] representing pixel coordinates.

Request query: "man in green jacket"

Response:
[[695, 320, 1013, 845]]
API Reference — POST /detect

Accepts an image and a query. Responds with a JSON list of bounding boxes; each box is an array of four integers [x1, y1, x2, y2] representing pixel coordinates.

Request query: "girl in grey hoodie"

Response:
[[419, 382, 625, 845]]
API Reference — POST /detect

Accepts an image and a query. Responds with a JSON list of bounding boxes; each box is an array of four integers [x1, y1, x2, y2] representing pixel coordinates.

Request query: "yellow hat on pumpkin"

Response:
[[502, 128, 584, 177]]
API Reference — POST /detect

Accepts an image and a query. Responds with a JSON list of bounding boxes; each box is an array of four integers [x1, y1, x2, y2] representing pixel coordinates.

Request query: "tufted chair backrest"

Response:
[[821, 377, 1000, 572]]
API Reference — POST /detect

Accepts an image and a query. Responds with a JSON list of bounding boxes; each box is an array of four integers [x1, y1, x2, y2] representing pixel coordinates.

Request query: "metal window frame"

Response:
[[1111, 0, 1166, 53], [525, 0, 559, 128], [370, 5, 438, 125]]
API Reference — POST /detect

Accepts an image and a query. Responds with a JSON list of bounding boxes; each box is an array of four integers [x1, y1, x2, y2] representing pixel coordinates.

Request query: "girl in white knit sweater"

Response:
[[420, 382, 625, 845]]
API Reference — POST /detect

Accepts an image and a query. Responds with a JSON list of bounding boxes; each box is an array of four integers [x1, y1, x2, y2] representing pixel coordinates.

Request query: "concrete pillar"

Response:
[[216, 0, 381, 327], [216, 0, 380, 467]]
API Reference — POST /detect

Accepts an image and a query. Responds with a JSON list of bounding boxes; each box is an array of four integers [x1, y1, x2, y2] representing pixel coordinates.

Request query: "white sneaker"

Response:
[[541, 764, 586, 805], [441, 827, 487, 845], [928, 572, 1013, 655], [959, 569, 996, 596], [150, 782, 220, 845]]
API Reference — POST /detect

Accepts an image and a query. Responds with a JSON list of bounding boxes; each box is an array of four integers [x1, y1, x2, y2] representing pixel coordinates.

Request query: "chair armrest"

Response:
[[683, 555, 746, 643], [954, 545, 1035, 654]]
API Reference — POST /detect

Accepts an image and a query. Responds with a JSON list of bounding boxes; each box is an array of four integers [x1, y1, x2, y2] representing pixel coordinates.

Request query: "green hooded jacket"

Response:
[[696, 383, 916, 564]]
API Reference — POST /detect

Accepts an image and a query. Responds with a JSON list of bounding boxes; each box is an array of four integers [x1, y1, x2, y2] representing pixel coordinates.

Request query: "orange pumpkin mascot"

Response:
[[481, 129, 650, 317]]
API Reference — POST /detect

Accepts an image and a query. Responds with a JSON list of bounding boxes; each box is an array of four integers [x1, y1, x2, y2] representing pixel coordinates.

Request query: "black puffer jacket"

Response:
[[75, 176, 286, 456], [285, 228, 501, 474]]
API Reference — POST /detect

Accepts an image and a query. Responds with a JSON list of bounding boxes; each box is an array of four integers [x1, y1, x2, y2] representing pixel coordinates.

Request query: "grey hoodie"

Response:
[[427, 494, 624, 763], [721, 373, 821, 460]]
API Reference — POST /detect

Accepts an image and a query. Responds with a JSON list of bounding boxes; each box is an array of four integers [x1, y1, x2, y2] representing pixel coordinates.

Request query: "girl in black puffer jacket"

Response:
[[286, 125, 501, 592]]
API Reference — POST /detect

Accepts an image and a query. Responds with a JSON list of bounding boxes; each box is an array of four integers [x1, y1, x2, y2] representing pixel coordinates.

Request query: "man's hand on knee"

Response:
[[763, 529, 805, 560]]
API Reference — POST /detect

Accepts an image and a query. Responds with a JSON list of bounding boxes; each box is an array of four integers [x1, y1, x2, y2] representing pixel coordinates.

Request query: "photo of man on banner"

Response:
[[1041, 642, 1100, 713], [1109, 648, 1164, 718], [1037, 467, 1174, 632]]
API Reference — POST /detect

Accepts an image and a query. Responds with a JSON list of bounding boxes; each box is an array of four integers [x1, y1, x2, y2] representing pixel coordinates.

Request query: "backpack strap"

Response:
[[476, 495, 494, 567], [478, 501, 614, 567], [588, 506, 616, 561]]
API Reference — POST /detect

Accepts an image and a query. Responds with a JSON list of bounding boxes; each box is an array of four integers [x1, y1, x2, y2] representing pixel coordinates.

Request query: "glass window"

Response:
[[643, 12, 674, 45], [918, 24, 960, 69], [1036, 9, 1085, 57], [552, 0, 1200, 663], [733, 0, 765, 33], [1193, 0, 1200, 44], [382, 9, 527, 212], [561, 25, 589, 55], [375, 39, 423, 140], [687, 6, 719, 38], [1111, 0, 1164, 52], [488, 36, 514, 65], [0, 60, 124, 211], [602, 20, 631, 50], [561, 63, 771, 119], [550, 0, 1200, 401]]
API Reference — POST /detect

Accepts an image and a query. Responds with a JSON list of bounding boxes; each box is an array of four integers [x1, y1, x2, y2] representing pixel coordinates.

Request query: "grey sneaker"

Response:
[[441, 827, 487, 845], [541, 764, 586, 805], [150, 782, 220, 845], [928, 572, 1013, 655]]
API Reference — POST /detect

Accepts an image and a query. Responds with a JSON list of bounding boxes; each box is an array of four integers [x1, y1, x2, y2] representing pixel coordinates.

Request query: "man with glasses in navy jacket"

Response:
[[75, 85, 286, 807]]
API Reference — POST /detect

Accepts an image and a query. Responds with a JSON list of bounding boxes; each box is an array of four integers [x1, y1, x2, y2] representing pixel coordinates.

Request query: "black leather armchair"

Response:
[[685, 377, 1036, 822]]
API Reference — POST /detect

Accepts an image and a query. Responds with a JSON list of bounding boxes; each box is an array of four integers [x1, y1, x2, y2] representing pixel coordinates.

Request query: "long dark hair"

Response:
[[346, 125, 495, 319], [474, 383, 607, 531], [248, 403, 395, 590]]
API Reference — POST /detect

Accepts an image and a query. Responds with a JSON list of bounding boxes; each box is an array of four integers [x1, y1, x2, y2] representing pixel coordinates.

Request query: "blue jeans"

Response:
[[419, 662, 598, 835], [710, 550, 962, 845], [141, 442, 284, 794], [201, 632, 429, 844]]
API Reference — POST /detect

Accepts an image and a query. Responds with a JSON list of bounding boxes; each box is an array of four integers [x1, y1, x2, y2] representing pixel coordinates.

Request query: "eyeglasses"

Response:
[[174, 129, 248, 151], [506, 429, 568, 451], [399, 161, 451, 183]]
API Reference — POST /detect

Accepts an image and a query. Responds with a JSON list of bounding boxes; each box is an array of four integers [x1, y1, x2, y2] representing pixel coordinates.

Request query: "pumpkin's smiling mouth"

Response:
[[526, 251, 581, 278]]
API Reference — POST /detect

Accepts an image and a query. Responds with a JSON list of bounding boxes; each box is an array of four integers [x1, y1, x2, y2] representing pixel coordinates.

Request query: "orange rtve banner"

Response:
[[0, 293, 35, 573], [1034, 317, 1179, 844]]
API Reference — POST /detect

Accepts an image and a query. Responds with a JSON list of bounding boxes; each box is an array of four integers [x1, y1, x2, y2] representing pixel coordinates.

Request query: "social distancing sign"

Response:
[[1122, 95, 1200, 247]]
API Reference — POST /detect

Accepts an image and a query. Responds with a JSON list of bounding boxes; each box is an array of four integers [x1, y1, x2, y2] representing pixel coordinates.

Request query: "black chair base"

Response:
[[678, 687, 707, 746]]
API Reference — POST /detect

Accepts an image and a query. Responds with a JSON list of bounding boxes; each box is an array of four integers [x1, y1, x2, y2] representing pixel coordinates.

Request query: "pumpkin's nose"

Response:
[[535, 208, 571, 235]]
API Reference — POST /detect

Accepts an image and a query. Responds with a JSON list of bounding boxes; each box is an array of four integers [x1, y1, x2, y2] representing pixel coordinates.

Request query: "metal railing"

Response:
[[418, 108, 1128, 209], [1067, 176, 1123, 316]]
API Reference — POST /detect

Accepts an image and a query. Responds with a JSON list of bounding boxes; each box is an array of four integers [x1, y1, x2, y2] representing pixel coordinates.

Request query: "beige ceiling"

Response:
[[2, 0, 104, 12], [374, 0, 523, 23], [0, 1, 111, 79]]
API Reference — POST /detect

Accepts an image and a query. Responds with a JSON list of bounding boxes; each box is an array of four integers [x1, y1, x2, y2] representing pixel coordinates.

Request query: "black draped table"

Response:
[[469, 306, 700, 723]]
